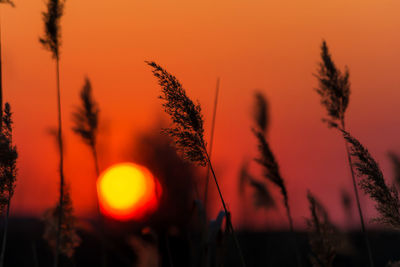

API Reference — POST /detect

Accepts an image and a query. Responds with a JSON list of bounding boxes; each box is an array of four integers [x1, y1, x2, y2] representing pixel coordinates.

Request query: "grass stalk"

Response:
[[54, 56, 65, 267], [201, 142, 246, 267], [341, 119, 374, 267], [203, 78, 220, 207]]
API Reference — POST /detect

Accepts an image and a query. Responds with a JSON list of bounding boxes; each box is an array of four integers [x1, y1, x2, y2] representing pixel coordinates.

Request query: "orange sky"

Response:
[[3, 0, 400, 230]]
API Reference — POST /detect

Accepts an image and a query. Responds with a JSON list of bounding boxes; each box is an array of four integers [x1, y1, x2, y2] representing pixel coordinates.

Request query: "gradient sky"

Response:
[[4, 0, 400, 230]]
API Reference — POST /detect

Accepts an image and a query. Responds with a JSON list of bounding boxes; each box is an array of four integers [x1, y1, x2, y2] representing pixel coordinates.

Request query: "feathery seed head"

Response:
[[39, 0, 65, 59], [146, 61, 207, 166], [72, 77, 99, 148], [315, 41, 350, 123]]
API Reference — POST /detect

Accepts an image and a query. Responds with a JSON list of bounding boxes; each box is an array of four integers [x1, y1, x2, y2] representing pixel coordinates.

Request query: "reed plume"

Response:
[[0, 103, 17, 267], [331, 125, 400, 228], [253, 91, 269, 134], [314, 40, 374, 266], [72, 77, 100, 176], [253, 129, 291, 225], [39, 1, 67, 266], [146, 61, 246, 267], [252, 91, 301, 266], [306, 191, 338, 267], [43, 184, 81, 259], [0, 0, 14, 7], [72, 77, 108, 267]]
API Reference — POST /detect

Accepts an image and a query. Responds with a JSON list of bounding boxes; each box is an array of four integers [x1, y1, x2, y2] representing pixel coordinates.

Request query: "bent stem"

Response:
[[90, 145, 108, 267], [283, 198, 302, 267], [341, 120, 374, 267], [201, 142, 246, 267], [54, 56, 65, 267], [203, 78, 220, 207]]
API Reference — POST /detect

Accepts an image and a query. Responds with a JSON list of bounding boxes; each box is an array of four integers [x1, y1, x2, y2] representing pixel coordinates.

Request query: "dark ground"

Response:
[[3, 217, 400, 266]]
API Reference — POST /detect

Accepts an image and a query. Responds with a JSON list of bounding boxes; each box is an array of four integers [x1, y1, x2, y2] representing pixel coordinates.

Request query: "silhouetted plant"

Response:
[[146, 61, 246, 267], [0, 103, 17, 267], [204, 78, 219, 208], [253, 129, 292, 224], [43, 185, 81, 259], [329, 125, 400, 228], [253, 91, 269, 134], [314, 40, 374, 266], [0, 0, 13, 7], [307, 191, 339, 267], [39, 1, 67, 266], [72, 77, 100, 176], [252, 91, 301, 266]]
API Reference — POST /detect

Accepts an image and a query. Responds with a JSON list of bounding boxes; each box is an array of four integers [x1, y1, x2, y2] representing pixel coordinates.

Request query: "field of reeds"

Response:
[[1, 0, 400, 267]]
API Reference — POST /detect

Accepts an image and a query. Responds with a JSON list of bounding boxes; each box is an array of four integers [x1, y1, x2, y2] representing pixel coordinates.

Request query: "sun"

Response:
[[97, 163, 161, 221]]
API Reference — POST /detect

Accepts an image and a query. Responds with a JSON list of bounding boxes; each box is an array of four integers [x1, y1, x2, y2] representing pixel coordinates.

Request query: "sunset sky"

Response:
[[4, 0, 400, 230]]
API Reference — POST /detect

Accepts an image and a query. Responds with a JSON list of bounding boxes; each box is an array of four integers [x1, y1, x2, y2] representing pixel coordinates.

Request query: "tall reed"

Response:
[[39, 1, 67, 266], [72, 77, 100, 191], [0, 103, 17, 267], [314, 40, 374, 266], [306, 191, 338, 267], [43, 184, 81, 260], [203, 78, 219, 209], [0, 3, 15, 266], [71, 77, 107, 267], [328, 123, 400, 229], [252, 91, 301, 266], [146, 61, 246, 267]]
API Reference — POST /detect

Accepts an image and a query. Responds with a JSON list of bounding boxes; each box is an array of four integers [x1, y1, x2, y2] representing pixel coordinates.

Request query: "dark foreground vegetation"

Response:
[[3, 218, 400, 267]]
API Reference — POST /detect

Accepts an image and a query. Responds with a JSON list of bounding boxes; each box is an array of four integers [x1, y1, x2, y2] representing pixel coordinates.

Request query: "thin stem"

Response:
[[0, 197, 10, 267], [204, 78, 220, 208], [284, 198, 302, 267], [201, 142, 246, 267], [341, 119, 374, 267], [54, 56, 65, 267], [91, 145, 107, 267]]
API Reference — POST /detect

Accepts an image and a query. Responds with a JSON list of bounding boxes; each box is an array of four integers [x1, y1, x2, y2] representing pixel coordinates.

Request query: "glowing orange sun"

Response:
[[97, 163, 161, 221]]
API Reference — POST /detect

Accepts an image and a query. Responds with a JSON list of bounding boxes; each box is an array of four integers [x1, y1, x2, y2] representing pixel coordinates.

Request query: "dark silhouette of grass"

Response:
[[203, 77, 220, 211], [306, 191, 339, 267], [314, 40, 374, 267], [71, 77, 100, 190], [0, 103, 17, 267], [146, 61, 246, 267], [39, 1, 69, 266], [252, 91, 302, 266], [71, 77, 107, 267], [327, 123, 400, 229], [42, 184, 81, 260]]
